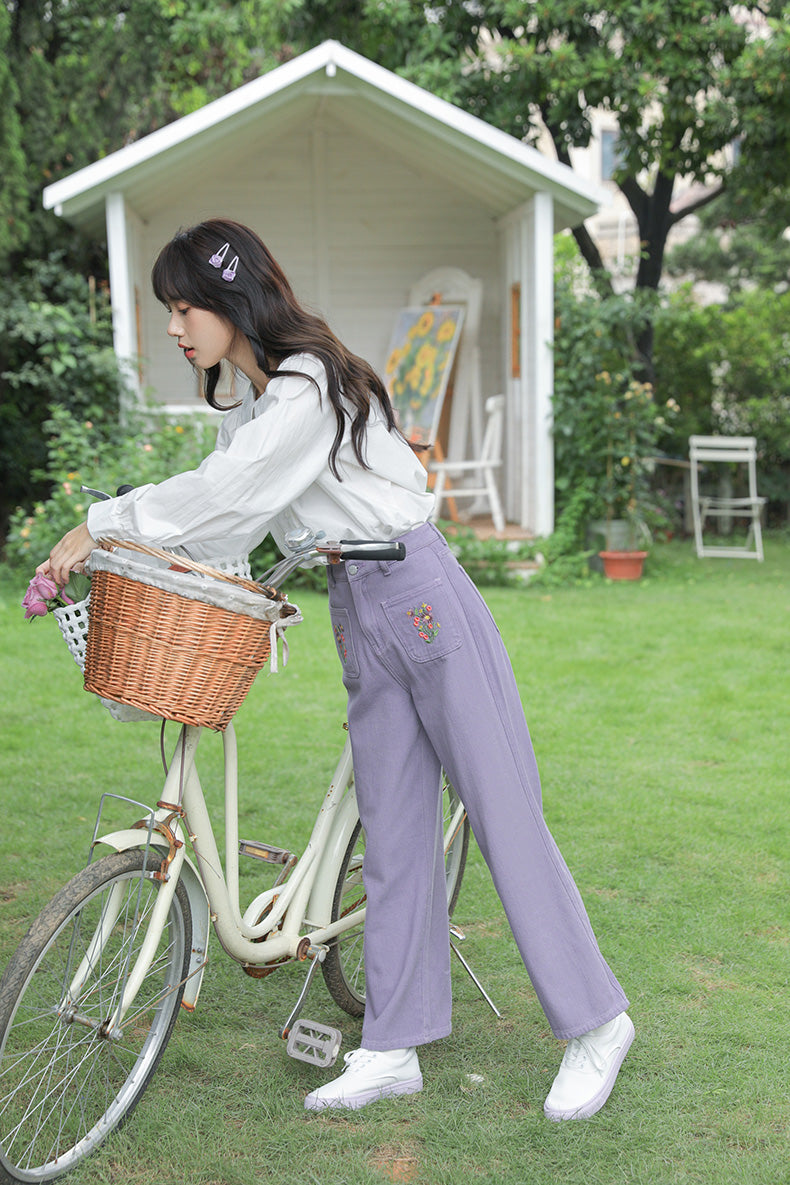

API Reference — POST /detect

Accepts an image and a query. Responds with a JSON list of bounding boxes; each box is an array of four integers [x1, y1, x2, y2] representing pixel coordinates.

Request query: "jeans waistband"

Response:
[[393, 520, 445, 553]]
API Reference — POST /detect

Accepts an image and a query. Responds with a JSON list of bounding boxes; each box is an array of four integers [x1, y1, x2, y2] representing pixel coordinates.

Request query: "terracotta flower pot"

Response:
[[598, 550, 648, 581]]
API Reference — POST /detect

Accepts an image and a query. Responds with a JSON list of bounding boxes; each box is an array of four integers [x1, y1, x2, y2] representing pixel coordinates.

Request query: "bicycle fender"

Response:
[[93, 829, 210, 1011], [305, 784, 360, 927]]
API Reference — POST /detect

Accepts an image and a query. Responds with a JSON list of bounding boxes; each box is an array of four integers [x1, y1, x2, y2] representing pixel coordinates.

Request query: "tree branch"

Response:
[[668, 182, 726, 226], [618, 175, 649, 232], [570, 223, 615, 299], [543, 109, 615, 298]]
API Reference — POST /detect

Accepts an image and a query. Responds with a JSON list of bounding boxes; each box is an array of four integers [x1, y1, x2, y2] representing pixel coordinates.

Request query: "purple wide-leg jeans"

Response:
[[326, 522, 628, 1050]]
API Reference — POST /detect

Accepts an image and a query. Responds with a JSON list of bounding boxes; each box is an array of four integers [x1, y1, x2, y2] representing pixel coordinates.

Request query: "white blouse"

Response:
[[86, 353, 434, 560]]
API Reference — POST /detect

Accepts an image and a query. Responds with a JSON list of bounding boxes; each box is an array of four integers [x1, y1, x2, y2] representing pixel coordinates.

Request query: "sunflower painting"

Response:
[[384, 304, 466, 447]]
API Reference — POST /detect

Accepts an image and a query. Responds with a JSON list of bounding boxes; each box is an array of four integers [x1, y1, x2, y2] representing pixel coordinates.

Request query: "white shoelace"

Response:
[[342, 1048, 379, 1073], [561, 1034, 606, 1075]]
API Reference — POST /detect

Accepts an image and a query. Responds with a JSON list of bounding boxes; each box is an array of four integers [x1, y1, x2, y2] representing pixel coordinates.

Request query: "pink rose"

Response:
[[22, 573, 60, 619], [22, 595, 48, 618], [22, 570, 89, 619]]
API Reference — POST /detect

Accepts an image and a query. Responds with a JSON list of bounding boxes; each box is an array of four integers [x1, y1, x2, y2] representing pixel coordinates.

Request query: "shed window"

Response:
[[601, 129, 624, 181]]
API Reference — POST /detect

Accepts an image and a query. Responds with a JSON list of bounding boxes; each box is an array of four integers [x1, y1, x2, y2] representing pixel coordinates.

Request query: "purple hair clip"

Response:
[[208, 242, 239, 282]]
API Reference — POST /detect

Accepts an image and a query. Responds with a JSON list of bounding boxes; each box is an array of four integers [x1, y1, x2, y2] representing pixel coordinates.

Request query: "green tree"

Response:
[[285, 0, 790, 375], [0, 258, 125, 532], [727, 9, 790, 231], [0, 4, 27, 263], [2, 0, 290, 271], [143, 0, 291, 121], [5, 1, 167, 267], [0, 1, 293, 531], [666, 193, 790, 296]]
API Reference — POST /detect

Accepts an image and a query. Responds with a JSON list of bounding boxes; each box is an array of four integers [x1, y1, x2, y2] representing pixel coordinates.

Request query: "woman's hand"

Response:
[[36, 522, 97, 587]]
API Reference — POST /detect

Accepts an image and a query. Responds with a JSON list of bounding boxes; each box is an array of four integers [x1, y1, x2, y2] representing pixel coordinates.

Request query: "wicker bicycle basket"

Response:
[[83, 539, 298, 731]]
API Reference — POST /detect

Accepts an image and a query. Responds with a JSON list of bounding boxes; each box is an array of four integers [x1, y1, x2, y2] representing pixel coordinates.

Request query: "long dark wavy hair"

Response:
[[151, 217, 397, 478]]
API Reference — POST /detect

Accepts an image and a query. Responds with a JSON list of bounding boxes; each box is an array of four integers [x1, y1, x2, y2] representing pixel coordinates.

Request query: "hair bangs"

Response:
[[151, 234, 212, 309]]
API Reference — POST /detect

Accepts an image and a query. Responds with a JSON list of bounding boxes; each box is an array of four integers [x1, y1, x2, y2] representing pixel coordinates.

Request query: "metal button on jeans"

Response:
[[347, 564, 358, 575]]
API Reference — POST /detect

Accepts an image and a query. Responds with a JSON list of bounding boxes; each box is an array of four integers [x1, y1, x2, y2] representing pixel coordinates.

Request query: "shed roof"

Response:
[[43, 40, 604, 231]]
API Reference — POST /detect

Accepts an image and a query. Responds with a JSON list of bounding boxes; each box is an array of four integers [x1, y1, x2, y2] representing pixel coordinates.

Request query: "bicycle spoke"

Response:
[[0, 851, 190, 1180]]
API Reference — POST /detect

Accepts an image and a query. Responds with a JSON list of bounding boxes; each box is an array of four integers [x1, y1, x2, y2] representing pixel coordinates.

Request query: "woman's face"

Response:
[[166, 301, 235, 370]]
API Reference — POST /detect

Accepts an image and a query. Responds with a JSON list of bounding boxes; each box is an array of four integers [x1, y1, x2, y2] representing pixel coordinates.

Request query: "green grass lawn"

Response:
[[0, 538, 788, 1185]]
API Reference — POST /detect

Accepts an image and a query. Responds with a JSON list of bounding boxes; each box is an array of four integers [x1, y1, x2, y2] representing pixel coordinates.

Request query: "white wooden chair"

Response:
[[430, 395, 506, 533], [689, 435, 766, 561]]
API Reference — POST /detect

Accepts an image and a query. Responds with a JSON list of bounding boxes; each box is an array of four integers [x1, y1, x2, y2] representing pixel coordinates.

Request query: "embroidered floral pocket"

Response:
[[406, 602, 441, 644], [329, 608, 360, 679], [382, 578, 463, 664]]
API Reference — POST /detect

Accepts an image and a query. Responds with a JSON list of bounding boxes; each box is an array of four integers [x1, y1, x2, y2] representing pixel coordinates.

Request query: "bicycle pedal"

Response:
[[285, 1019, 342, 1067], [239, 839, 295, 866]]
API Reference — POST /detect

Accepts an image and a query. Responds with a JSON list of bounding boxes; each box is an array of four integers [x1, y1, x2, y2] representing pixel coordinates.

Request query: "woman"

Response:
[[40, 218, 633, 1119]]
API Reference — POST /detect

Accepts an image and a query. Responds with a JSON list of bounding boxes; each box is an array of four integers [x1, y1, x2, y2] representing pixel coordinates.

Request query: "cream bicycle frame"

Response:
[[86, 719, 467, 1032], [86, 721, 363, 1026]]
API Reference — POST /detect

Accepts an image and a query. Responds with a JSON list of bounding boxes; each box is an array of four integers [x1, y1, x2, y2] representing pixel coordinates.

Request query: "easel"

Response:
[[406, 295, 458, 517], [406, 268, 484, 523]]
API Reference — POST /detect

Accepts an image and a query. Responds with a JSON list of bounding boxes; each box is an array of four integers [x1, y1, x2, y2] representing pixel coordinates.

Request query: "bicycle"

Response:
[[0, 527, 473, 1184]]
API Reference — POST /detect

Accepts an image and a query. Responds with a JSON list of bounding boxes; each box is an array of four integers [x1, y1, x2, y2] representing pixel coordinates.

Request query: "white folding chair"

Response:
[[689, 435, 766, 561], [430, 395, 506, 533]]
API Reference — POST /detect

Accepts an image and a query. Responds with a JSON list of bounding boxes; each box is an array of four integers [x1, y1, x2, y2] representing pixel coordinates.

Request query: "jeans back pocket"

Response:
[[382, 577, 463, 664]]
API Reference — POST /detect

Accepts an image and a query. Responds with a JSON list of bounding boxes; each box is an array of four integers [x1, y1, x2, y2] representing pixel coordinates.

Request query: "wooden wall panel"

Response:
[[139, 114, 502, 419]]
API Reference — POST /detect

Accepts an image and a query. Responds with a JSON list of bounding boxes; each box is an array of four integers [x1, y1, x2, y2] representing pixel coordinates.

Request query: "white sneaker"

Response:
[[304, 1047, 423, 1112], [544, 1012, 634, 1121]]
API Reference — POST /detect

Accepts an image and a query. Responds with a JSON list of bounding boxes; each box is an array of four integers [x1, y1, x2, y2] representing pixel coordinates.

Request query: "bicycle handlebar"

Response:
[[327, 540, 406, 562], [81, 484, 134, 501]]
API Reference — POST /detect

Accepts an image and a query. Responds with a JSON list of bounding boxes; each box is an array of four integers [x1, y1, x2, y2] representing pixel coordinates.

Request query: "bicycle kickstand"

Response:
[[449, 924, 502, 1019], [280, 945, 343, 1068]]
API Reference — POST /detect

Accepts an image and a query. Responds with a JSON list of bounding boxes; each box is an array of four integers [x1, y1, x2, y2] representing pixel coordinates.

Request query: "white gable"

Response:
[[43, 41, 604, 231]]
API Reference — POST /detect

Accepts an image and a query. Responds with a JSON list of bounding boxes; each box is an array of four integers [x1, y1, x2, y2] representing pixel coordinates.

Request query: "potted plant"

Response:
[[595, 374, 677, 580]]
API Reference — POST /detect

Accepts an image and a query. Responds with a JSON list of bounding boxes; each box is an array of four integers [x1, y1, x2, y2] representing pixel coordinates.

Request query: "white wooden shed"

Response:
[[43, 40, 604, 536]]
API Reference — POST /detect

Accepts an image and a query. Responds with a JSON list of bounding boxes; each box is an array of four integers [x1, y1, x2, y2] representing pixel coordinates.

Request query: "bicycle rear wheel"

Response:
[[0, 849, 191, 1184], [322, 777, 469, 1016]]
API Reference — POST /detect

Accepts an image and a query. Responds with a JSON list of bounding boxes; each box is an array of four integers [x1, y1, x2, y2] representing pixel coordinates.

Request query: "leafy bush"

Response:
[[556, 265, 790, 532], [714, 289, 790, 510], [0, 256, 124, 532], [654, 286, 790, 516], [552, 273, 678, 545], [653, 287, 722, 456], [440, 485, 599, 590], [440, 522, 541, 586], [4, 403, 216, 568]]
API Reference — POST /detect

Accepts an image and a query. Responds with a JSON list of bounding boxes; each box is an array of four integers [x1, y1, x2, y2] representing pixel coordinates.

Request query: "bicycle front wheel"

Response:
[[322, 777, 469, 1016], [0, 849, 191, 1184]]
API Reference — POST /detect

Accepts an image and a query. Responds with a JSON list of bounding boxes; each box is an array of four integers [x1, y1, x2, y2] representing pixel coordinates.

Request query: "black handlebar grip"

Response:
[[116, 484, 134, 496], [338, 540, 407, 561]]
